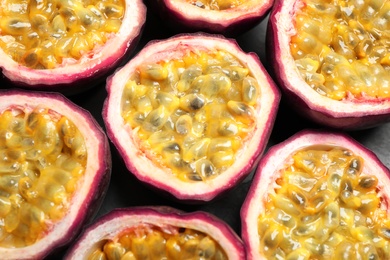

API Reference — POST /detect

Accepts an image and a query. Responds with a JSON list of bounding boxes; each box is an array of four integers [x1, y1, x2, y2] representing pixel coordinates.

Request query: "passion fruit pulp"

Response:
[[0, 0, 146, 95], [65, 206, 246, 259], [103, 33, 280, 202], [146, 0, 273, 36], [241, 130, 390, 259], [0, 89, 111, 259], [268, 0, 390, 129]]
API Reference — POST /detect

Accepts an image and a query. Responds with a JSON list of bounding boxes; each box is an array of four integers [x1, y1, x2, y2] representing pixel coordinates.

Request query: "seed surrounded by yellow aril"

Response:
[[0, 90, 111, 259], [65, 207, 246, 260], [122, 49, 258, 182], [291, 0, 390, 100], [241, 130, 390, 259], [268, 0, 390, 129], [104, 34, 280, 202]]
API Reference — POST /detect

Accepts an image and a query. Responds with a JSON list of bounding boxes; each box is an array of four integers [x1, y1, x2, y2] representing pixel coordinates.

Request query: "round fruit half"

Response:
[[0, 89, 111, 259], [241, 130, 390, 259], [0, 0, 146, 95], [268, 0, 390, 129], [103, 33, 280, 202], [65, 206, 246, 259], [146, 0, 273, 35]]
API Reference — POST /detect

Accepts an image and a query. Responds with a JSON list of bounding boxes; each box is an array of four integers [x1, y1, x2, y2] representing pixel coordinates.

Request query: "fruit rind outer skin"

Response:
[[64, 206, 246, 259], [267, 0, 390, 130], [0, 89, 112, 260], [146, 0, 273, 36], [103, 33, 281, 203], [0, 0, 146, 96], [240, 129, 390, 259]]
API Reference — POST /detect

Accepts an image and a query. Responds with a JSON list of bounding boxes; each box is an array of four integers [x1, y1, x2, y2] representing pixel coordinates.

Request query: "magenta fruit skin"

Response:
[[103, 33, 281, 203], [267, 0, 390, 130], [65, 206, 246, 259], [240, 129, 390, 259], [0, 89, 112, 259], [146, 0, 274, 36], [0, 0, 146, 96]]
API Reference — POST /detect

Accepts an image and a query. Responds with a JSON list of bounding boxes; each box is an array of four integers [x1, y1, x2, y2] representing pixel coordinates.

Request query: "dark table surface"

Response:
[[46, 9, 390, 259]]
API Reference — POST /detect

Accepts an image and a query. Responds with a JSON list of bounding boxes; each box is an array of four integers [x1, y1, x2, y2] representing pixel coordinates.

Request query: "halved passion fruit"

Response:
[[146, 0, 273, 35], [241, 130, 390, 259], [0, 0, 146, 94], [65, 206, 245, 259], [268, 0, 390, 129], [103, 33, 280, 202], [0, 89, 111, 259]]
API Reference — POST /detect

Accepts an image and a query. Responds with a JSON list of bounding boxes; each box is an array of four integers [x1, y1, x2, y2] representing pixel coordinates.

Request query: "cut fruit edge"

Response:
[[103, 33, 281, 202], [64, 206, 246, 260], [240, 129, 390, 259], [0, 89, 111, 259]]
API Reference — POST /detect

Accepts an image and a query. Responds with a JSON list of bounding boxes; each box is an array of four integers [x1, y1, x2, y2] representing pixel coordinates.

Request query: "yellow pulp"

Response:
[[0, 107, 86, 248], [88, 225, 227, 260], [291, 0, 390, 100], [257, 146, 390, 259], [186, 0, 244, 10], [0, 0, 125, 69], [121, 50, 259, 182]]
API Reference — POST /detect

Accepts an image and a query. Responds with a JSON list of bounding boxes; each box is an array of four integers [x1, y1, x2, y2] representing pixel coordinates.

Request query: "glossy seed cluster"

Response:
[[0, 0, 125, 69], [187, 0, 244, 10], [257, 146, 390, 259], [0, 107, 86, 248], [89, 225, 227, 260], [121, 50, 259, 182], [291, 0, 390, 100]]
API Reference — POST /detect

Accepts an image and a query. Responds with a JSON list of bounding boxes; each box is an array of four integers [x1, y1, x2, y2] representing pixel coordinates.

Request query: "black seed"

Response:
[[189, 95, 205, 110], [164, 142, 181, 152]]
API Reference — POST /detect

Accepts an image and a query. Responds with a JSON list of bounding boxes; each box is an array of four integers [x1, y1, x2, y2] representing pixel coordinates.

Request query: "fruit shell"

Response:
[[146, 0, 273, 36], [0, 0, 146, 95], [267, 0, 390, 130], [240, 129, 390, 259], [64, 206, 246, 259], [0, 89, 111, 259], [103, 33, 281, 202]]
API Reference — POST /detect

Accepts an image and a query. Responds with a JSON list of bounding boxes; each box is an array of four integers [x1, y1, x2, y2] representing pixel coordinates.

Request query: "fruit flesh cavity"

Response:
[[121, 50, 259, 183], [0, 0, 125, 69], [186, 0, 244, 10], [0, 107, 86, 248], [291, 0, 390, 100], [88, 224, 227, 260], [257, 146, 390, 259]]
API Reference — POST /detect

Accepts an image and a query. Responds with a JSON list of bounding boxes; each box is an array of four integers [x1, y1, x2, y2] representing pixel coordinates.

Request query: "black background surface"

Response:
[[37, 9, 390, 259]]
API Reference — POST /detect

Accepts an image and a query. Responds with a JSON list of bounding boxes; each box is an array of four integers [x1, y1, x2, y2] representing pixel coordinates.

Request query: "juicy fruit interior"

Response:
[[0, 107, 86, 248], [0, 0, 125, 69], [121, 50, 259, 182], [186, 0, 244, 10], [88, 224, 227, 260], [291, 0, 390, 100], [257, 146, 390, 259]]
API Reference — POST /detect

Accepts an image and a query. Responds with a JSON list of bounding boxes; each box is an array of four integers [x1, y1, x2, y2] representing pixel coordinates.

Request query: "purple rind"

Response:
[[103, 33, 281, 203], [240, 129, 390, 259], [64, 206, 246, 259], [266, 0, 390, 130], [0, 89, 112, 260], [0, 0, 146, 96], [145, 0, 273, 36]]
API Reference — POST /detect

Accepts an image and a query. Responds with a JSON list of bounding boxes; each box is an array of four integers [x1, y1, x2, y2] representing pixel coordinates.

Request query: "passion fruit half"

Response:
[[103, 33, 280, 202], [146, 0, 273, 35], [241, 130, 390, 259], [0, 0, 146, 95], [268, 0, 390, 129], [0, 89, 111, 259], [65, 206, 245, 259]]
